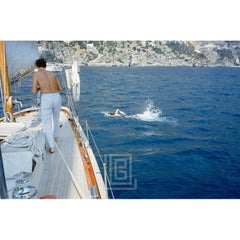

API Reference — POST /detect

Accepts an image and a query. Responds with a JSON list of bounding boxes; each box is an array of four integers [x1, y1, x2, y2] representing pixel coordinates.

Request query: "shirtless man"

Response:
[[32, 58, 62, 153]]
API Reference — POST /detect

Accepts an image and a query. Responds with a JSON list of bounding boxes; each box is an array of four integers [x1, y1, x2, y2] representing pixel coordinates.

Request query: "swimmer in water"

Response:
[[109, 109, 126, 116]]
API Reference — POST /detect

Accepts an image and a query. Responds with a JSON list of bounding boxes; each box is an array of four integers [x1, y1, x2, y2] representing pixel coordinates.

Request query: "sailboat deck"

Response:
[[1, 109, 91, 199], [33, 110, 91, 199], [35, 109, 89, 198]]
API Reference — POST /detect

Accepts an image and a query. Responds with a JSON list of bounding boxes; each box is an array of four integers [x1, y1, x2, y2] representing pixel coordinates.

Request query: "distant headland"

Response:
[[37, 41, 240, 67]]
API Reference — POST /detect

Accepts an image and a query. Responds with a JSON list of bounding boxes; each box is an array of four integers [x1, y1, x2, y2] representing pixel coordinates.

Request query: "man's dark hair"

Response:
[[35, 58, 47, 68]]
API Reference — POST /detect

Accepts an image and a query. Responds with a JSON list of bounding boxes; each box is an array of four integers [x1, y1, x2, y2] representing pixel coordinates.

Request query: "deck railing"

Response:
[[59, 67, 114, 199], [84, 120, 115, 199]]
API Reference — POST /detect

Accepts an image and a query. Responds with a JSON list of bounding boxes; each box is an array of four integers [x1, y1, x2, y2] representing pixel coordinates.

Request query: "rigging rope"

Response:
[[5, 112, 13, 122], [84, 121, 115, 199]]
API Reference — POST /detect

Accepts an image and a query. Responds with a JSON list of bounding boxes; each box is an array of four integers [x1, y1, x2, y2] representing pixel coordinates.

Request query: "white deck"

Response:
[[1, 108, 106, 199], [33, 110, 91, 199]]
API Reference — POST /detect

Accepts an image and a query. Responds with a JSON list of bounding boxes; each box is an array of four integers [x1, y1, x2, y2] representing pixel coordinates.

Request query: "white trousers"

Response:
[[41, 93, 62, 148]]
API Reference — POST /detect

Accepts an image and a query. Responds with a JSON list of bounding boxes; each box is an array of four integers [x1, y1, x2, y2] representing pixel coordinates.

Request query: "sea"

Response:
[[77, 66, 240, 199], [3, 66, 240, 199]]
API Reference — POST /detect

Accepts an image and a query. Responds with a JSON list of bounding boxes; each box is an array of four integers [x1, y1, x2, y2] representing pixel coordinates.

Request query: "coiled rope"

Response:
[[5, 131, 43, 160]]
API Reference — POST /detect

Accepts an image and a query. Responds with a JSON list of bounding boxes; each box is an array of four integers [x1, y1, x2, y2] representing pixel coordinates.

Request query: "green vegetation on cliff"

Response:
[[37, 41, 240, 67]]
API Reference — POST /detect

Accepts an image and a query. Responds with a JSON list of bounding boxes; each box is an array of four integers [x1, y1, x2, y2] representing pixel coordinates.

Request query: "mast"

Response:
[[0, 41, 13, 120]]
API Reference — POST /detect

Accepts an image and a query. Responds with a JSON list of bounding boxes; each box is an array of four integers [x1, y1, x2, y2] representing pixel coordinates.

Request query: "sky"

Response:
[[1, 0, 239, 40]]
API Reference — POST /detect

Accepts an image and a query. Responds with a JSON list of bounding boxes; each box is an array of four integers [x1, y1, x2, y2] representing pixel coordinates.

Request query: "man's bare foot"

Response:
[[49, 148, 55, 153]]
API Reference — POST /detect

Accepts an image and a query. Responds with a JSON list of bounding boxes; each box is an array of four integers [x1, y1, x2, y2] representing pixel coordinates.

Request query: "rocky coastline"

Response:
[[37, 41, 240, 67]]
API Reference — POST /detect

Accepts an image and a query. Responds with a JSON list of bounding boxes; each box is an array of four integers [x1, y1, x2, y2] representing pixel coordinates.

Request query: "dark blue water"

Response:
[[78, 66, 240, 199], [2, 66, 240, 199]]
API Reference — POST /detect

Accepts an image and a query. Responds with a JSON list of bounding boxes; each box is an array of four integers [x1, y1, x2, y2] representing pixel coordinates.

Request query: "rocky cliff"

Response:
[[37, 41, 240, 67]]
